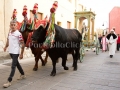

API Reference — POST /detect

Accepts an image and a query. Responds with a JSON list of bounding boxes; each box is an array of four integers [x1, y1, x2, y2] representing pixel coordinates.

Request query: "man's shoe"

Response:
[[110, 55, 113, 58], [3, 81, 11, 88], [17, 75, 26, 80], [110, 55, 112, 58], [111, 55, 113, 58]]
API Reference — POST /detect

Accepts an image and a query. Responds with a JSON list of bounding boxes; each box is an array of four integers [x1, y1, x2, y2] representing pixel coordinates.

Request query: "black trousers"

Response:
[[8, 54, 24, 82]]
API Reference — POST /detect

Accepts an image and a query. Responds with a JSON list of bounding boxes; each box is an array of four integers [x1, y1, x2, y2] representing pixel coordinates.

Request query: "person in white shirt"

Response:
[[3, 20, 26, 88]]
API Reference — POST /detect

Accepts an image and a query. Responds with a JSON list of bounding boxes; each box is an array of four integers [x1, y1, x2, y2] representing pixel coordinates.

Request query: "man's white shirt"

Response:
[[8, 30, 23, 54]]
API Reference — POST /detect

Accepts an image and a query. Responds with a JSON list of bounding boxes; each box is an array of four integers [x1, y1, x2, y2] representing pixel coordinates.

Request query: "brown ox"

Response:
[[20, 24, 48, 71]]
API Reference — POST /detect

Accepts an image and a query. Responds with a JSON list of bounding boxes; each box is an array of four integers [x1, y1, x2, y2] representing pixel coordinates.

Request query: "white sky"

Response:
[[78, 0, 120, 29]]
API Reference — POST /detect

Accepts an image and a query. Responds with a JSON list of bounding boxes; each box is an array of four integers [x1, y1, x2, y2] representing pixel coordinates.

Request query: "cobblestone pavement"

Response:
[[0, 50, 120, 90]]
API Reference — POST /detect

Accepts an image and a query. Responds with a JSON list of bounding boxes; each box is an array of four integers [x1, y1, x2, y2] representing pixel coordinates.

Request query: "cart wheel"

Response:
[[80, 47, 84, 63]]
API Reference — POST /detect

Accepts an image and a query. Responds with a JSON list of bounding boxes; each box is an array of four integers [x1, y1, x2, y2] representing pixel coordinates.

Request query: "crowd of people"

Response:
[[98, 27, 120, 58]]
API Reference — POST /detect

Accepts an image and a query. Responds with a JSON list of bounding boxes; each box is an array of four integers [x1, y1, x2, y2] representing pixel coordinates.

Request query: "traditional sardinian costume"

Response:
[[101, 35, 107, 51]]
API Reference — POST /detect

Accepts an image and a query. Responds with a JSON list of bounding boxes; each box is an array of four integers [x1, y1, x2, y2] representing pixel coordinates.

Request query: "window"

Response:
[[67, 21, 71, 29], [30, 10, 33, 20], [37, 12, 43, 20], [57, 21, 61, 26]]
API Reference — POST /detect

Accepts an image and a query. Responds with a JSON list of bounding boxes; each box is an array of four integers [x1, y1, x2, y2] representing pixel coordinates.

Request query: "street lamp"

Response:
[[102, 21, 108, 35]]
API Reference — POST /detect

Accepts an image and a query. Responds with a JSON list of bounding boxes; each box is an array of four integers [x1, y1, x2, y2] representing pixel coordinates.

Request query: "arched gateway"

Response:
[[74, 11, 96, 41]]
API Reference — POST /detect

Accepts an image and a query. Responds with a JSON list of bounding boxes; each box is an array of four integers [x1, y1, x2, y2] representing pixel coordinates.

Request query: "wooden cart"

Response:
[[74, 10, 100, 63]]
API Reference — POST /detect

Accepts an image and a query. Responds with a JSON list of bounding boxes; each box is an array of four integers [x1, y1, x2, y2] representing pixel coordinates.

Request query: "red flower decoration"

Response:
[[53, 3, 58, 7], [32, 10, 36, 14], [13, 9, 17, 12], [34, 5, 38, 8], [22, 11, 27, 17], [12, 15, 16, 19], [22, 5, 27, 17], [50, 8, 55, 13]]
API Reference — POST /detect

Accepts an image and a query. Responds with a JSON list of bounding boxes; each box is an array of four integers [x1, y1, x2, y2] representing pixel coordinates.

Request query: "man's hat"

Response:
[[110, 29, 114, 32], [112, 27, 115, 31]]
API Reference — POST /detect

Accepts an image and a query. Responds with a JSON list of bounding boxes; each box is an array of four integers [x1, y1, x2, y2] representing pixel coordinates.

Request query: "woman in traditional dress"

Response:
[[101, 35, 107, 52]]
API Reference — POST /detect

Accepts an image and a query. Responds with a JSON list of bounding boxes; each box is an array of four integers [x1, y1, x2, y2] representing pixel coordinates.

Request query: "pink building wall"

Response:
[[109, 7, 120, 34]]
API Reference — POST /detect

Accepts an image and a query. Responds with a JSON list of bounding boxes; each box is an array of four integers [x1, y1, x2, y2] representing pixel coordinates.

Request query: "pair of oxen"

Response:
[[20, 17, 82, 76]]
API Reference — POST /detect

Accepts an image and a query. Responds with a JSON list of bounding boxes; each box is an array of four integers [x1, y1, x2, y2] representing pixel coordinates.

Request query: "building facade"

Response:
[[109, 6, 120, 34]]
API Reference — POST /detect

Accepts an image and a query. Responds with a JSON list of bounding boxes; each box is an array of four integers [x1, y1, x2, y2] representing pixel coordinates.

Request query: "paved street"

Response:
[[0, 50, 120, 90]]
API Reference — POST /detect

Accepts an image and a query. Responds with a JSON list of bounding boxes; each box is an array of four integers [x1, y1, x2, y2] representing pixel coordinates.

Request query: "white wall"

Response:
[[0, 0, 5, 42], [0, 0, 13, 43]]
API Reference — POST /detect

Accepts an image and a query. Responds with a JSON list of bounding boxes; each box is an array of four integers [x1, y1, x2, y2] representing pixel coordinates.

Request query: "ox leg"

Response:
[[62, 55, 69, 70], [73, 49, 80, 71], [44, 52, 49, 64], [39, 55, 46, 66], [33, 56, 39, 71], [51, 60, 56, 76], [72, 51, 75, 67]]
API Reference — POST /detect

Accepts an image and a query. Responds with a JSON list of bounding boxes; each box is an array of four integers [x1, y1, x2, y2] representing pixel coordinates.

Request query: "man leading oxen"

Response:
[[31, 1, 82, 76]]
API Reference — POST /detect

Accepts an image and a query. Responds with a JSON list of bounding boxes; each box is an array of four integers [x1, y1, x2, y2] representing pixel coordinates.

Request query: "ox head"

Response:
[[31, 22, 49, 44]]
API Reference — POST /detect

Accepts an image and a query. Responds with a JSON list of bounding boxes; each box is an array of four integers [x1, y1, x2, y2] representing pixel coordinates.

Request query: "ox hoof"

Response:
[[74, 67, 77, 71], [42, 63, 45, 66], [50, 72, 56, 76], [72, 63, 75, 67], [56, 60, 59, 63], [44, 61, 47, 64], [64, 66, 69, 70], [33, 68, 38, 71]]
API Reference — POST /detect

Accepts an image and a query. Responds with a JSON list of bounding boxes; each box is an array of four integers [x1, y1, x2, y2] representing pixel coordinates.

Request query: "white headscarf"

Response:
[[110, 29, 114, 32]]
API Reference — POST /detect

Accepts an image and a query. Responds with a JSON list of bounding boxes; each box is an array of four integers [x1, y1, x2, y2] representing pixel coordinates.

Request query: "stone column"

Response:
[[79, 18, 83, 33], [88, 18, 91, 41], [92, 19, 94, 40], [74, 16, 77, 28]]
